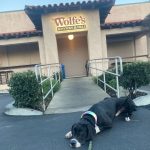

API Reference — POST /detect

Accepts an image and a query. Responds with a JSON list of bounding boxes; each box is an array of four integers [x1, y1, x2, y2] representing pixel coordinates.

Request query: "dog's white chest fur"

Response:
[[95, 124, 100, 134]]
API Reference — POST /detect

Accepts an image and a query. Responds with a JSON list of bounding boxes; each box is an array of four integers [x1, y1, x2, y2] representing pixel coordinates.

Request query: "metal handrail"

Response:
[[34, 63, 61, 112], [88, 56, 123, 98]]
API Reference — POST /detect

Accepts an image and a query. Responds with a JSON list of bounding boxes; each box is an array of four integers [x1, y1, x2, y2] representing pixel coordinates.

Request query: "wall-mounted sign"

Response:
[[53, 16, 87, 32]]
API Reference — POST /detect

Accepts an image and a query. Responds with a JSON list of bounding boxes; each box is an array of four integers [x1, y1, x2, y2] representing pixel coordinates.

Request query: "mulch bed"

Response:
[[107, 89, 147, 98], [106, 88, 150, 111]]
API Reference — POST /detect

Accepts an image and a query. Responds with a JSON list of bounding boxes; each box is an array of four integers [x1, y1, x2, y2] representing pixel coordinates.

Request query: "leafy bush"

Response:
[[9, 71, 42, 109], [96, 61, 150, 97], [9, 71, 61, 111], [120, 62, 150, 97]]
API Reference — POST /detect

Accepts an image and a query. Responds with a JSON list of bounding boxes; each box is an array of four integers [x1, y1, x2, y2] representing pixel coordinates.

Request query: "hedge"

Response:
[[97, 61, 150, 97], [8, 71, 60, 111]]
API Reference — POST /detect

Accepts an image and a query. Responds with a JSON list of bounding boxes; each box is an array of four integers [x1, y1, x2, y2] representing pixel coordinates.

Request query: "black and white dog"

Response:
[[65, 97, 136, 148]]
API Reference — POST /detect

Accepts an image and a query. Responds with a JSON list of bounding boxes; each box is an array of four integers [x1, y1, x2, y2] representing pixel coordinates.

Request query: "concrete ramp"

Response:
[[45, 77, 109, 114]]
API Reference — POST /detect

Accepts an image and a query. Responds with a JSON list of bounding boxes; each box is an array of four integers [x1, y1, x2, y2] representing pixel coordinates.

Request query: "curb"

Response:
[[4, 101, 43, 116]]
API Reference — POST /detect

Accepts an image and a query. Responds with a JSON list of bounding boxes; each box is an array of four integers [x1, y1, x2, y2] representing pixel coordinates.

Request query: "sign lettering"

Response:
[[53, 16, 86, 32]]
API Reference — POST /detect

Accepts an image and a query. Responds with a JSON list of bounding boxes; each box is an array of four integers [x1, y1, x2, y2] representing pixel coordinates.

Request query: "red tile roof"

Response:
[[0, 19, 143, 40], [25, 0, 115, 30], [0, 30, 42, 40], [101, 19, 143, 29]]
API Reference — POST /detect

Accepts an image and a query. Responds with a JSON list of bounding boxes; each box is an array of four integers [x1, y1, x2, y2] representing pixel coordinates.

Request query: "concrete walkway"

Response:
[[45, 77, 109, 114]]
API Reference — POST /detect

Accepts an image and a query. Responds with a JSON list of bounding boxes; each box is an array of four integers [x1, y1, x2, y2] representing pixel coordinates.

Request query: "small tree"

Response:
[[120, 62, 150, 99], [97, 62, 150, 98]]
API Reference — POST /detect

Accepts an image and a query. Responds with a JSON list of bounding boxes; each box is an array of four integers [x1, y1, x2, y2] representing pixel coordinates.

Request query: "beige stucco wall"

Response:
[[41, 10, 103, 70], [86, 10, 103, 60], [106, 2, 150, 23], [102, 27, 143, 62], [107, 40, 135, 62], [135, 35, 148, 61], [0, 10, 35, 34], [103, 27, 142, 36], [0, 43, 40, 68], [0, 36, 46, 65]]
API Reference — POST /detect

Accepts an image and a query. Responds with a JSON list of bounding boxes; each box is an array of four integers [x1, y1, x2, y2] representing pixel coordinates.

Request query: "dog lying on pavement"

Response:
[[65, 97, 136, 148]]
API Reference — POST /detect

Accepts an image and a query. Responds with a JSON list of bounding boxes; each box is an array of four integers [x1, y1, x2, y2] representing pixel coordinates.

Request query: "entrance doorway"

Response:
[[57, 32, 89, 78]]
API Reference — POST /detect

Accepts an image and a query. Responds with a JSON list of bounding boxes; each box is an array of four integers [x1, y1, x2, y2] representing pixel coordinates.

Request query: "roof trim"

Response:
[[0, 30, 42, 40], [115, 1, 150, 7], [25, 0, 115, 30], [0, 9, 24, 14], [101, 19, 143, 29]]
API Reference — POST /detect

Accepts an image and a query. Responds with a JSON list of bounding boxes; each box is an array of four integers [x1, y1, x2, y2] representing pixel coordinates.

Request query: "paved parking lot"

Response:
[[0, 94, 150, 150]]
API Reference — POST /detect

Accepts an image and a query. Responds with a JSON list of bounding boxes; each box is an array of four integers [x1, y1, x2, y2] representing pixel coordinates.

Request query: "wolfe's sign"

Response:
[[54, 16, 86, 32]]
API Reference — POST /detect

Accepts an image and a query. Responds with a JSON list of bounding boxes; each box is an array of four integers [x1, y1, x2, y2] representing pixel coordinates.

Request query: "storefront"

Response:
[[24, 0, 115, 77], [0, 0, 150, 78]]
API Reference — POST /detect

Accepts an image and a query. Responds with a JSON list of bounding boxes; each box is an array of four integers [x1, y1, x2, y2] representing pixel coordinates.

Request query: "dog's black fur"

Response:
[[69, 97, 136, 146]]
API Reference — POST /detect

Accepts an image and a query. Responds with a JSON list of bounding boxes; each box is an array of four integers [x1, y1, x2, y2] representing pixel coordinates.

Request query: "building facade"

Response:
[[0, 0, 150, 78]]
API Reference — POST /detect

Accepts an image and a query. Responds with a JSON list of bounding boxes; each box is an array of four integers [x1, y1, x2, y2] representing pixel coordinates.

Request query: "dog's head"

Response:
[[70, 122, 95, 148]]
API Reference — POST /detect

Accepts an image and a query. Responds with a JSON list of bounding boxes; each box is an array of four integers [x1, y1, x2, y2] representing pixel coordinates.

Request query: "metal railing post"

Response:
[[95, 60, 98, 84], [58, 65, 61, 83], [34, 63, 61, 113], [88, 57, 123, 97], [103, 72, 106, 92], [115, 58, 120, 98]]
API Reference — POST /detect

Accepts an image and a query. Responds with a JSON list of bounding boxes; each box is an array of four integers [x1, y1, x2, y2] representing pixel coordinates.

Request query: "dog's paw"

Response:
[[125, 117, 131, 122], [65, 131, 72, 139]]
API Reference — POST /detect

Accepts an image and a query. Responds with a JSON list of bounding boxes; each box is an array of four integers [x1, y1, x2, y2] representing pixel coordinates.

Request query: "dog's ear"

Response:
[[86, 124, 96, 141], [71, 123, 78, 136]]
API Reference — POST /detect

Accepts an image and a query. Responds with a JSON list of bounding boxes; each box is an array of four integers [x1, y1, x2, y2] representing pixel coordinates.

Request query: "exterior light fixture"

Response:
[[68, 34, 74, 40]]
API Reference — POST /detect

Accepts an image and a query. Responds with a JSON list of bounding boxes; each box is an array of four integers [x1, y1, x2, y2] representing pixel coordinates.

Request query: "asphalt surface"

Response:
[[0, 94, 150, 150]]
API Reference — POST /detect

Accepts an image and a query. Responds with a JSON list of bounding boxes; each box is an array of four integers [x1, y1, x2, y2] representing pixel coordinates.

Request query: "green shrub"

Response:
[[120, 62, 150, 90], [96, 61, 150, 97], [8, 71, 42, 109], [8, 71, 61, 111]]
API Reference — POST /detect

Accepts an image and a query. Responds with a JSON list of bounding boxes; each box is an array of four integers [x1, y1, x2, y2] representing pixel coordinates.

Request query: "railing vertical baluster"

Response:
[[103, 72, 106, 92], [115, 58, 120, 98], [95, 60, 98, 84], [88, 57, 123, 97], [34, 63, 61, 113], [39, 66, 46, 112], [58, 65, 61, 83]]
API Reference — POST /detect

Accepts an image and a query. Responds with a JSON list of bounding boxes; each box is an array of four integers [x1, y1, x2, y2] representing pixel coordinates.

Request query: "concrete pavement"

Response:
[[45, 77, 109, 114]]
